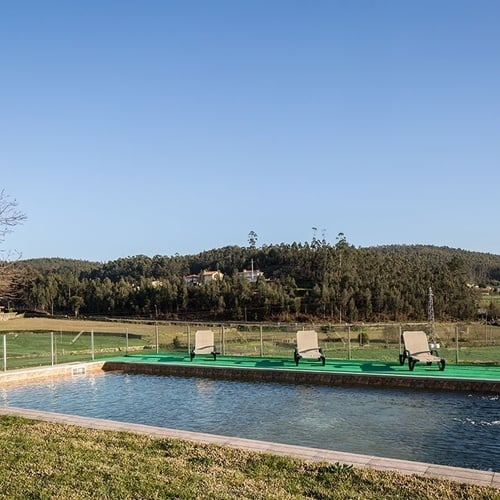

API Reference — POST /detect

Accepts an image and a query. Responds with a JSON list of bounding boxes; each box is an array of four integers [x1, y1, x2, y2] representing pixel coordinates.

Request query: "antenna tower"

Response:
[[428, 287, 435, 334]]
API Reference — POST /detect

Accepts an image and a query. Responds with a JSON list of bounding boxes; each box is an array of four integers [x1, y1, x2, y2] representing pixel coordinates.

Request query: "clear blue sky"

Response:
[[2, 1, 499, 262]]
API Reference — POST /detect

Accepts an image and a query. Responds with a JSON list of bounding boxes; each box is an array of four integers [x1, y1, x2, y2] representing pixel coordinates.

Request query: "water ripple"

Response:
[[1, 373, 499, 472]]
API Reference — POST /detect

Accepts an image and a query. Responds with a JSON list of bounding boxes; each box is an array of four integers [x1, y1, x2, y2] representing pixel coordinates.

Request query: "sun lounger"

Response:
[[190, 330, 218, 361], [294, 330, 326, 366], [399, 330, 445, 371]]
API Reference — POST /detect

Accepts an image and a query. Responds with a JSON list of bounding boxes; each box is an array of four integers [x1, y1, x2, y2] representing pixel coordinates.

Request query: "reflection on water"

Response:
[[1, 373, 499, 472]]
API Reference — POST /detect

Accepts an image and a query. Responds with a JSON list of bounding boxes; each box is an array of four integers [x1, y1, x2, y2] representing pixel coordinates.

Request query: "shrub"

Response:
[[358, 332, 369, 345]]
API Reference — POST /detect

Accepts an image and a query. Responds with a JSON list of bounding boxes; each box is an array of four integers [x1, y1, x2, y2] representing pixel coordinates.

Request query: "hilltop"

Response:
[[22, 244, 500, 286], [12, 243, 499, 322]]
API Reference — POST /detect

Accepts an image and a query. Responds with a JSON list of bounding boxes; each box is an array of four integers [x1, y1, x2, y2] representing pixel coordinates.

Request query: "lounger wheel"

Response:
[[439, 359, 446, 371], [293, 349, 300, 366], [408, 358, 416, 371]]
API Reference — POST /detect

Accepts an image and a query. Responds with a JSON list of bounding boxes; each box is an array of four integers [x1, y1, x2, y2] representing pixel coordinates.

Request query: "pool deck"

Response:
[[1, 357, 499, 489], [104, 353, 500, 393]]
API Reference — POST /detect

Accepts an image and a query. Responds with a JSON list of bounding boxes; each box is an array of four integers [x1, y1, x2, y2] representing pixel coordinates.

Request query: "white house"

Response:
[[239, 268, 264, 282], [201, 270, 224, 284], [184, 270, 224, 285]]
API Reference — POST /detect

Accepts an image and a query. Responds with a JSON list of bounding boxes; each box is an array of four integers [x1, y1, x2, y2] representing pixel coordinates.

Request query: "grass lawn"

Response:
[[480, 294, 500, 307], [0, 317, 178, 369], [0, 329, 147, 369], [0, 317, 169, 336], [0, 415, 496, 500]]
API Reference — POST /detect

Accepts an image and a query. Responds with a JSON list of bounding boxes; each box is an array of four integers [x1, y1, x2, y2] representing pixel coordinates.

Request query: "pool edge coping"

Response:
[[0, 405, 497, 489], [103, 359, 500, 393]]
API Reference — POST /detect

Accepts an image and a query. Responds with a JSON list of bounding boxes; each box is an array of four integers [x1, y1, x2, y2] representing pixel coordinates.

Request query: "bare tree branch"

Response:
[[0, 189, 27, 242], [0, 190, 27, 305]]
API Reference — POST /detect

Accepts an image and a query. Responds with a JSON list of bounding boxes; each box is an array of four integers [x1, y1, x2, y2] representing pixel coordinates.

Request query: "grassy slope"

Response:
[[0, 317, 158, 335], [0, 416, 496, 500]]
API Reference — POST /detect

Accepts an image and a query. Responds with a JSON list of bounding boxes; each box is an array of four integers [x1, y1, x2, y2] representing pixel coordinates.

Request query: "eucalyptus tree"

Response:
[[248, 230, 258, 249], [69, 295, 84, 317]]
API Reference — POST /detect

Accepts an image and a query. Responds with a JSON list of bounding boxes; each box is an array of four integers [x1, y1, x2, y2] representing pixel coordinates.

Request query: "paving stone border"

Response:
[[0, 405, 497, 489]]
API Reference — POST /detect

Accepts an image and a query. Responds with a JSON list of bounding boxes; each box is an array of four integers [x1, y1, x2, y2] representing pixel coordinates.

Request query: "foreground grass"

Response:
[[0, 416, 496, 499]]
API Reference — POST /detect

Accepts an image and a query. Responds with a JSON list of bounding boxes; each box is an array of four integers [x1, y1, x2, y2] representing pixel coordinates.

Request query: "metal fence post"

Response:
[[347, 325, 351, 360], [125, 327, 129, 356], [222, 325, 225, 355], [51, 331, 55, 366], [2, 335, 6, 372], [155, 323, 159, 354], [399, 324, 402, 355], [455, 325, 459, 364], [91, 329, 95, 361], [260, 325, 263, 357]]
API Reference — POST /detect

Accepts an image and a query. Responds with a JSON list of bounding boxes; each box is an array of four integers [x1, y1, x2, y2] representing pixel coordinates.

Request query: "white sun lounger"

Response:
[[190, 330, 218, 361], [400, 330, 445, 371], [294, 330, 325, 366]]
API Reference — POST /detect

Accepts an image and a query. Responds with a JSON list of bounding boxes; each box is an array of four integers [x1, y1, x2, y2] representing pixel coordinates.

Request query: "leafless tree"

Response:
[[0, 190, 27, 302]]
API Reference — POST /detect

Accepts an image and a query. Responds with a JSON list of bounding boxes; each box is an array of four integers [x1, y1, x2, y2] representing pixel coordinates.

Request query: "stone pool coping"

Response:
[[0, 405, 498, 489], [103, 357, 500, 393], [0, 361, 105, 385]]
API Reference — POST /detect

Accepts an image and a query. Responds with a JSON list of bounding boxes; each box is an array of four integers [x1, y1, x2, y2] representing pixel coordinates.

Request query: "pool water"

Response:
[[1, 372, 499, 472]]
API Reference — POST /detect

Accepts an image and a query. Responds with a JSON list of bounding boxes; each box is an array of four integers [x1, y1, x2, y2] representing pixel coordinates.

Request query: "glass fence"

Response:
[[1, 321, 499, 371]]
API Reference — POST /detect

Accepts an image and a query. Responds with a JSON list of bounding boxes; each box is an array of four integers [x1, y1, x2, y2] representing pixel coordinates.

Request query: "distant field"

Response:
[[0, 317, 163, 335], [479, 293, 500, 307], [0, 317, 187, 344], [0, 317, 183, 369]]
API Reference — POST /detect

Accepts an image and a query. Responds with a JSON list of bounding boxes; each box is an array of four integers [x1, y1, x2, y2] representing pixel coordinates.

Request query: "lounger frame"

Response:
[[190, 330, 218, 361], [399, 330, 445, 371], [294, 330, 326, 366]]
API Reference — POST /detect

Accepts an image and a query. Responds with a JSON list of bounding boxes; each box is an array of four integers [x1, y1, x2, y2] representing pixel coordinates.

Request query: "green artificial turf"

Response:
[[113, 353, 500, 381]]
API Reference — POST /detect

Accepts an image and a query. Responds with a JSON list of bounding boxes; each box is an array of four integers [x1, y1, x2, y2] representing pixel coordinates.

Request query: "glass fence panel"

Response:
[[1, 322, 499, 370]]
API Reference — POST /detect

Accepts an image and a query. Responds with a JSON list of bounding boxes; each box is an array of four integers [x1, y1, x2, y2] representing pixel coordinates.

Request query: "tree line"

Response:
[[11, 237, 500, 322]]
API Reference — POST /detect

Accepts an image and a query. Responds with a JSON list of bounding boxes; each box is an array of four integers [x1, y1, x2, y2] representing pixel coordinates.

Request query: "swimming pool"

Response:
[[1, 372, 499, 472]]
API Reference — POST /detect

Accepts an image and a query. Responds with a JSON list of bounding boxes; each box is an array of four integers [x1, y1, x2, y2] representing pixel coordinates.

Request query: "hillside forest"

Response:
[[10, 236, 500, 323]]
